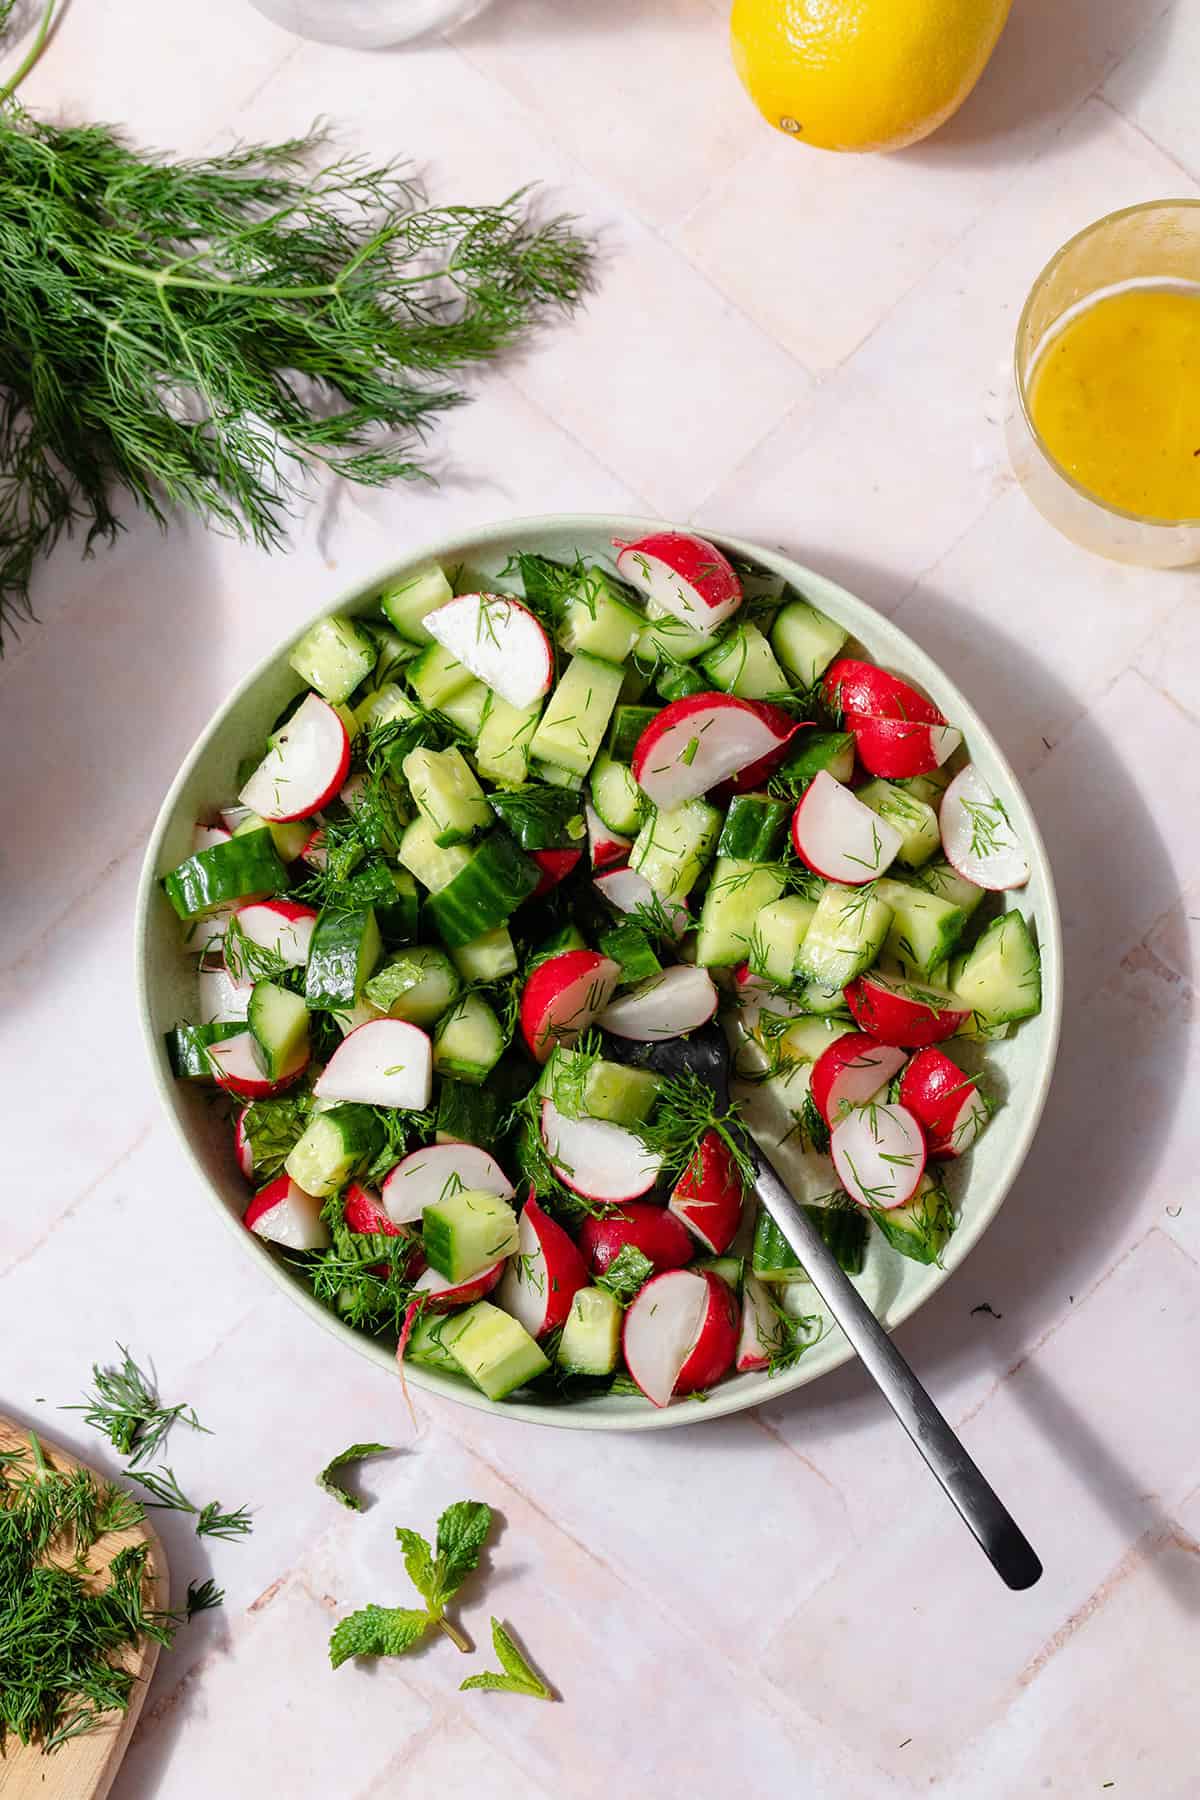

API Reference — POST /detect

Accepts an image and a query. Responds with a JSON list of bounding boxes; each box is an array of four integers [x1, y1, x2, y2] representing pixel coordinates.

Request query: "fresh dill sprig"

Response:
[[238, 1088, 314, 1181], [196, 1500, 253, 1542], [133, 1467, 253, 1541], [632, 1068, 756, 1191], [185, 1578, 225, 1618], [64, 1346, 209, 1469]]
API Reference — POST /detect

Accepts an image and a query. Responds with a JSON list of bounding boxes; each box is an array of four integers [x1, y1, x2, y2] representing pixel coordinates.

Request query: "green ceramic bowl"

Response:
[[136, 515, 1062, 1430]]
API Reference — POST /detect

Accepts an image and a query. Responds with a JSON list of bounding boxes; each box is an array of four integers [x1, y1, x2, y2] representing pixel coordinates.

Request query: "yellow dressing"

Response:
[[1028, 285, 1200, 521]]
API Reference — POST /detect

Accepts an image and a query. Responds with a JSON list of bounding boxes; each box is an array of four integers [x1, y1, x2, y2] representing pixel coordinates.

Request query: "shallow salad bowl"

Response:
[[135, 514, 1063, 1431]]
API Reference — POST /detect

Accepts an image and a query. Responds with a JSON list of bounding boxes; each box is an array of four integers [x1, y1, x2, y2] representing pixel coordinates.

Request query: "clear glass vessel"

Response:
[[248, 0, 492, 49]]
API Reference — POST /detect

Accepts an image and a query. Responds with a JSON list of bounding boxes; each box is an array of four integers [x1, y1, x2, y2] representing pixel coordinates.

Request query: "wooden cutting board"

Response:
[[0, 1415, 169, 1800]]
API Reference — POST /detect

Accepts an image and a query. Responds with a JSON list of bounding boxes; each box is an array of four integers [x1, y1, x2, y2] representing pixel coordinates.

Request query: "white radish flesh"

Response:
[[540, 1098, 663, 1203], [940, 765, 1030, 890], [381, 1143, 514, 1225], [585, 801, 632, 871], [192, 823, 232, 854], [830, 1103, 926, 1209], [233, 900, 318, 967], [246, 1180, 329, 1251], [633, 697, 792, 810], [239, 693, 350, 823], [598, 965, 718, 1041], [199, 967, 250, 1024], [736, 1275, 786, 1374], [422, 592, 553, 709], [791, 770, 903, 885], [615, 532, 742, 634], [314, 1019, 433, 1111], [622, 1270, 708, 1407], [593, 866, 689, 938]]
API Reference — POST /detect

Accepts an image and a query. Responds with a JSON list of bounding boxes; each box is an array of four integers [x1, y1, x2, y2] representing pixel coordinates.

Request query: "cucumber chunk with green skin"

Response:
[[165, 1021, 243, 1080], [598, 922, 662, 987], [630, 798, 721, 901], [436, 1078, 500, 1146], [701, 622, 789, 700], [556, 1287, 621, 1377], [896, 765, 953, 807], [874, 877, 969, 977], [439, 680, 491, 739], [285, 1104, 382, 1198], [695, 858, 787, 968], [794, 981, 851, 1017], [770, 598, 848, 688], [364, 946, 460, 1026], [717, 793, 790, 861], [870, 1174, 954, 1265], [405, 1310, 467, 1375], [450, 925, 517, 983], [655, 661, 708, 702], [529, 651, 625, 778], [538, 922, 589, 958], [589, 751, 645, 836], [422, 1190, 520, 1283], [305, 907, 382, 1010], [557, 570, 644, 663], [770, 730, 855, 793], [433, 994, 505, 1085], [487, 786, 586, 851], [376, 870, 420, 946], [539, 1046, 661, 1126], [475, 693, 541, 787], [355, 681, 421, 736], [379, 565, 453, 643], [752, 1204, 867, 1281], [747, 894, 819, 984], [163, 830, 289, 921], [443, 1301, 550, 1400], [530, 758, 585, 791], [403, 745, 492, 846], [636, 609, 712, 664], [406, 641, 474, 709], [230, 808, 310, 864], [697, 1255, 745, 1293], [426, 832, 541, 948], [857, 780, 940, 869], [247, 981, 309, 1080], [902, 859, 986, 917], [397, 816, 473, 894], [794, 883, 893, 989], [950, 910, 1041, 1025], [608, 704, 659, 765], [288, 614, 377, 704]]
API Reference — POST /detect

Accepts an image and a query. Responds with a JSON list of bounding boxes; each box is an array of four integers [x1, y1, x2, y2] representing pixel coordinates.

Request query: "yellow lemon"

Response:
[[730, 0, 1013, 153]]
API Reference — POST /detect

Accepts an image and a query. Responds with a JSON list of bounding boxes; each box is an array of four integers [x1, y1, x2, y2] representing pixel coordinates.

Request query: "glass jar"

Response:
[[248, 0, 492, 48]]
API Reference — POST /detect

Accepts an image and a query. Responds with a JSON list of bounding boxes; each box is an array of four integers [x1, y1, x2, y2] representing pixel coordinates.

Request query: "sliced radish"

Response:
[[940, 764, 1030, 890], [231, 898, 319, 968], [381, 1143, 514, 1226], [822, 658, 944, 726], [413, 1259, 506, 1311], [585, 802, 632, 873], [830, 1103, 926, 1210], [239, 693, 351, 823], [343, 1181, 408, 1237], [422, 592, 553, 709], [541, 1099, 663, 1204], [623, 1269, 738, 1407], [520, 950, 621, 1063], [850, 716, 962, 780], [898, 1048, 990, 1159], [737, 1274, 787, 1374], [668, 1130, 743, 1255], [531, 846, 583, 898], [632, 693, 796, 810], [496, 1193, 589, 1339], [186, 904, 238, 955], [713, 720, 813, 803], [578, 1202, 694, 1277], [593, 866, 689, 938], [313, 1019, 432, 1110], [301, 827, 327, 870], [844, 969, 969, 1047], [198, 966, 250, 1024], [615, 531, 742, 635], [234, 1109, 254, 1179], [598, 965, 718, 1042], [209, 1030, 308, 1099], [810, 1033, 908, 1127], [192, 823, 232, 854], [244, 1175, 329, 1250], [791, 769, 902, 884], [733, 962, 772, 1003]]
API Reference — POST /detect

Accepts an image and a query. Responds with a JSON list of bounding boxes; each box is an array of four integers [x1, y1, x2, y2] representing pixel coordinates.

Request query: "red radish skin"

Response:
[[898, 1048, 990, 1158], [713, 720, 811, 802], [585, 803, 631, 872], [343, 1181, 408, 1237], [578, 1202, 694, 1277], [844, 971, 969, 1047], [209, 1030, 308, 1099], [631, 692, 796, 810], [231, 898, 319, 967], [239, 693, 351, 823], [593, 867, 689, 938], [622, 1268, 737, 1407], [673, 1271, 739, 1395], [615, 531, 742, 634], [496, 1193, 589, 1338], [810, 1034, 908, 1127], [940, 765, 1031, 891], [736, 1275, 786, 1374], [540, 1099, 663, 1204], [423, 593, 553, 710], [791, 769, 903, 884], [850, 715, 962, 780], [830, 1103, 927, 1209], [520, 950, 620, 1063], [734, 962, 772, 1002], [668, 1131, 744, 1255], [234, 1110, 254, 1180], [301, 828, 327, 870], [413, 1259, 505, 1311], [244, 1175, 329, 1250], [598, 964, 718, 1042], [314, 1018, 433, 1110], [530, 846, 583, 898], [381, 1143, 514, 1225], [822, 658, 944, 726]]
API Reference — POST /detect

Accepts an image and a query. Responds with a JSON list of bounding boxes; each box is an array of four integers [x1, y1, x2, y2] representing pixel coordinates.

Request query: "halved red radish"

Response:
[[585, 802, 632, 872], [810, 1033, 908, 1127], [898, 1047, 990, 1159], [851, 715, 962, 779], [668, 1131, 743, 1255], [344, 1181, 408, 1237], [822, 658, 944, 725], [844, 969, 969, 1047], [192, 823, 232, 854], [496, 1193, 589, 1338], [198, 966, 250, 1025], [623, 1269, 738, 1406], [830, 1102, 926, 1209], [244, 1175, 329, 1250], [598, 964, 718, 1042], [632, 693, 796, 810], [413, 1259, 505, 1311], [209, 1030, 308, 1098], [313, 1019, 433, 1110], [593, 866, 689, 938], [520, 950, 620, 1063], [733, 962, 771, 1003], [541, 1099, 663, 1204], [239, 694, 351, 823], [187, 905, 238, 955], [381, 1143, 514, 1226], [940, 764, 1030, 890], [615, 530, 742, 634], [736, 1274, 787, 1373], [231, 898, 319, 968], [301, 827, 327, 870], [234, 1109, 254, 1179], [422, 592, 553, 709], [531, 846, 582, 898], [578, 1202, 693, 1277], [713, 719, 812, 801], [791, 769, 902, 884]]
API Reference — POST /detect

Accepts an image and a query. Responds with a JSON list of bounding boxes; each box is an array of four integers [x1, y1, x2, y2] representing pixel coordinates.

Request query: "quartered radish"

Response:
[[852, 716, 962, 780], [198, 965, 250, 1024], [244, 1175, 329, 1250], [496, 1194, 589, 1338], [668, 1130, 743, 1255], [615, 530, 742, 635], [422, 592, 553, 710], [343, 1180, 408, 1237], [822, 658, 944, 725], [193, 823, 232, 854], [541, 1099, 663, 1204], [209, 1029, 308, 1098], [598, 964, 718, 1042], [736, 1274, 787, 1373], [234, 1109, 254, 1179], [578, 1202, 694, 1277], [530, 846, 582, 897], [830, 1103, 926, 1209], [413, 1259, 505, 1312], [632, 693, 796, 810], [810, 1033, 908, 1127], [301, 827, 327, 869], [231, 898, 319, 968], [313, 1018, 433, 1110], [940, 764, 1030, 890], [898, 1047, 990, 1158], [593, 866, 689, 938], [791, 769, 902, 884], [623, 1268, 738, 1407], [381, 1142, 514, 1226], [585, 802, 631, 872], [239, 693, 350, 822], [844, 969, 969, 1047], [519, 949, 621, 1063]]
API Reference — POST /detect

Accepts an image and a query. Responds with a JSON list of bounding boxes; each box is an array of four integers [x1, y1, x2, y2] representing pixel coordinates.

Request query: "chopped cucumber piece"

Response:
[[165, 1020, 243, 1081], [305, 907, 382, 1010], [450, 925, 517, 983], [874, 877, 968, 976], [531, 758, 585, 791], [444, 1301, 549, 1400], [406, 1311, 467, 1375], [776, 1015, 850, 1063], [397, 816, 473, 893], [598, 922, 661, 987], [747, 894, 819, 984], [896, 765, 953, 807], [364, 946, 460, 1026], [717, 793, 790, 861], [355, 682, 420, 735], [426, 832, 540, 948], [695, 858, 787, 967], [433, 994, 505, 1085], [376, 869, 420, 946], [857, 780, 940, 869], [950, 911, 1041, 1026], [247, 981, 309, 1080], [422, 1189, 520, 1283], [406, 641, 473, 709], [487, 785, 585, 850], [770, 598, 848, 687], [589, 750, 645, 836], [655, 662, 707, 702], [701, 623, 788, 699], [230, 809, 310, 864], [285, 1104, 382, 1198], [557, 570, 644, 663], [403, 745, 491, 846], [288, 614, 377, 704], [556, 1287, 621, 1377], [529, 651, 625, 778], [436, 1078, 500, 1146], [163, 831, 288, 921], [475, 693, 541, 787], [538, 921, 588, 958], [870, 1174, 953, 1265], [697, 1255, 745, 1294], [379, 565, 453, 643], [607, 704, 658, 764], [794, 981, 851, 1016], [795, 883, 893, 989], [540, 1046, 661, 1126], [630, 798, 721, 900], [439, 679, 491, 739], [636, 609, 712, 664], [904, 858, 986, 918], [770, 729, 855, 793], [752, 1205, 867, 1281]]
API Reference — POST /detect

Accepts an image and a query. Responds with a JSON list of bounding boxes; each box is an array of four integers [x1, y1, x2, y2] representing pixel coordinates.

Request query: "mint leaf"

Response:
[[394, 1525, 437, 1600], [461, 1618, 554, 1700], [430, 1500, 492, 1610], [329, 1604, 430, 1668], [317, 1442, 391, 1512]]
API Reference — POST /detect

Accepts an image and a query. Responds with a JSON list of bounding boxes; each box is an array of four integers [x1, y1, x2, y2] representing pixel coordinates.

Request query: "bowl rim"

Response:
[[135, 512, 1063, 1431]]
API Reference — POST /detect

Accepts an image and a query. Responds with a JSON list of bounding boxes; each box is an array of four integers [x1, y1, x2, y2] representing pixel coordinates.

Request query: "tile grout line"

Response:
[[1094, 92, 1200, 187]]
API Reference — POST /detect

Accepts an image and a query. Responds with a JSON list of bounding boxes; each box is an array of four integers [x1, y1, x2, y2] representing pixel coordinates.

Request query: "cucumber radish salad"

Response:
[[160, 530, 1043, 1411]]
